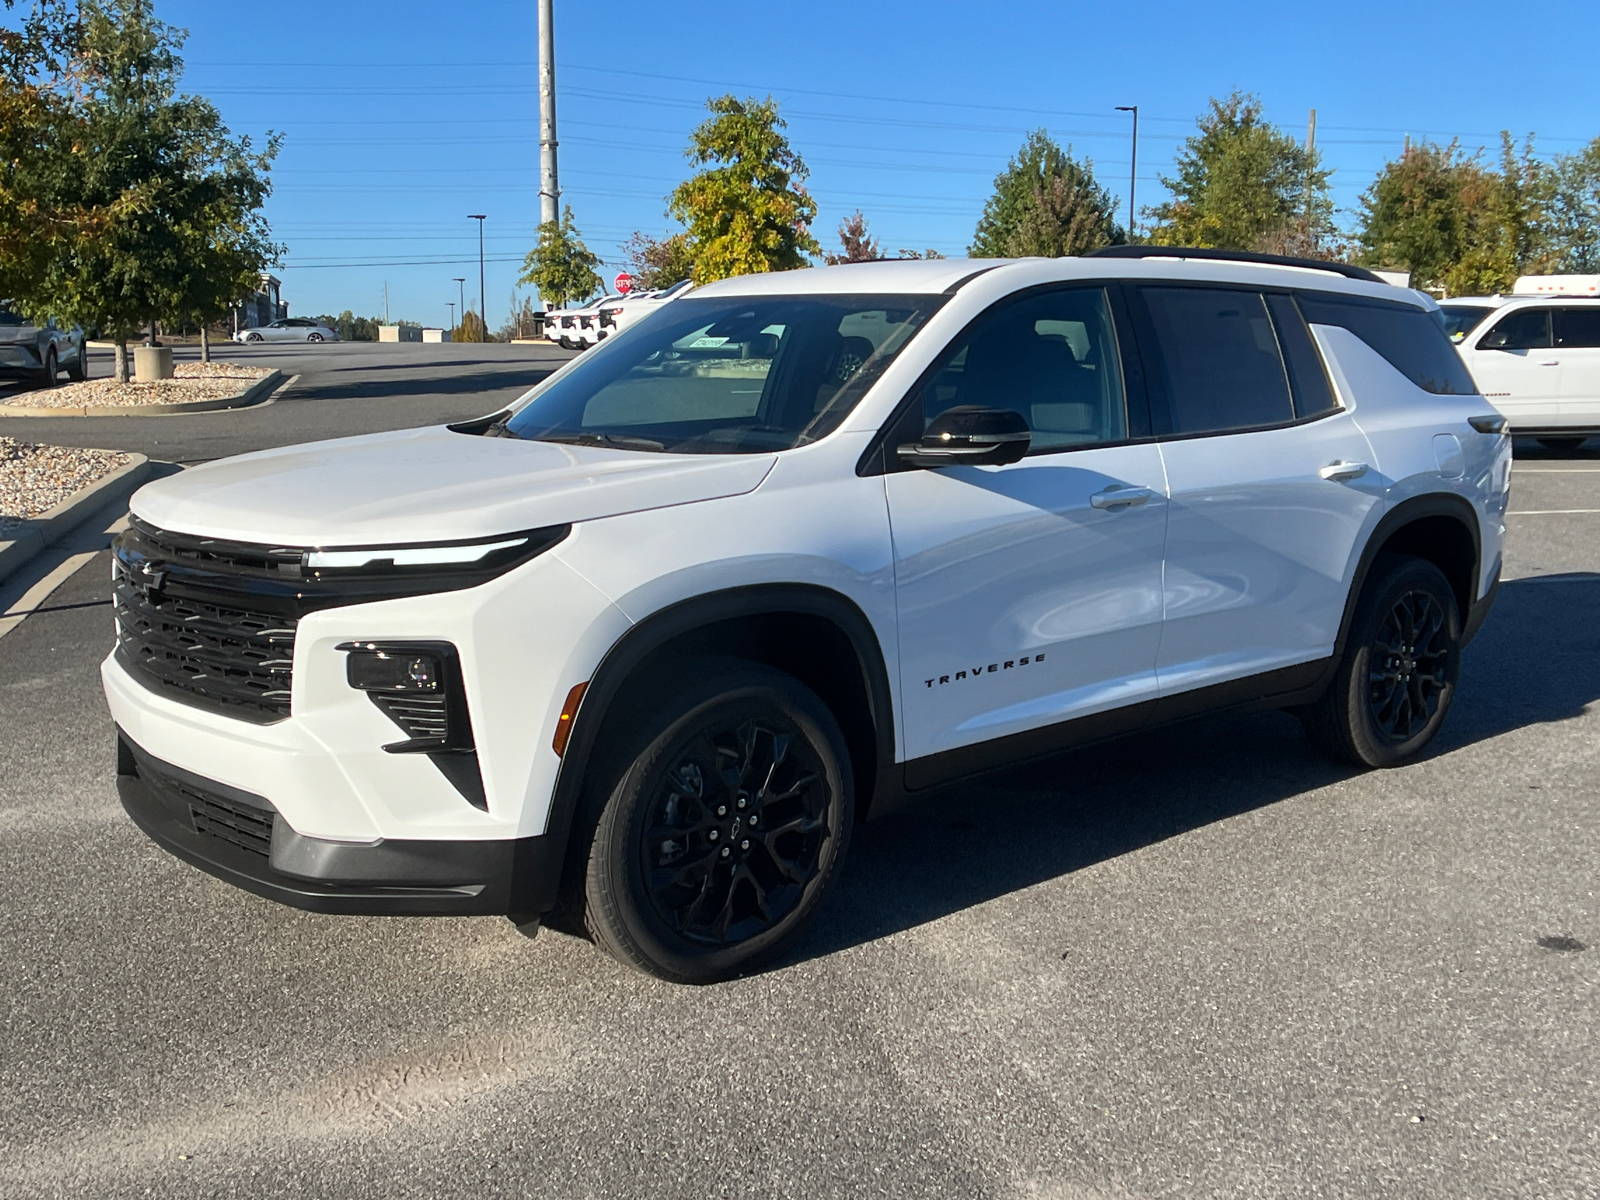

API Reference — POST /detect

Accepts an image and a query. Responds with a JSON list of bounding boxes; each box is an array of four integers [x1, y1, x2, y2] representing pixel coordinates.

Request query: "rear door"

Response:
[[1470, 307, 1561, 426], [1128, 284, 1382, 699], [885, 284, 1169, 761], [1556, 306, 1600, 423]]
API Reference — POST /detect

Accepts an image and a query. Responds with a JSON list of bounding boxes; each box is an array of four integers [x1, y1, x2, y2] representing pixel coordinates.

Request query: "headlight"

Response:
[[301, 527, 568, 580]]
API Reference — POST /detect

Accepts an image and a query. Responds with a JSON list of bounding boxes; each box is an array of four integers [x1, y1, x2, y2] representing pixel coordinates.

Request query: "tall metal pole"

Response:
[[468, 215, 487, 336], [453, 278, 466, 330], [538, 0, 559, 229], [447, 301, 455, 331], [1116, 106, 1138, 241], [1305, 108, 1318, 248]]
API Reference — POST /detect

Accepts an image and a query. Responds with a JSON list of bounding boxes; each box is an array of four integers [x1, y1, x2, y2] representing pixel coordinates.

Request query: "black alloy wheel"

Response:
[[642, 718, 831, 945], [581, 663, 853, 983], [1298, 554, 1461, 768], [1366, 588, 1451, 743]]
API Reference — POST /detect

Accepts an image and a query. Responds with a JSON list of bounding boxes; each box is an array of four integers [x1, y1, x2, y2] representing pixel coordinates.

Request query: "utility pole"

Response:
[[468, 215, 487, 337], [447, 301, 455, 331], [1116, 106, 1138, 240], [538, 0, 559, 229], [1305, 108, 1318, 249], [383, 281, 389, 325]]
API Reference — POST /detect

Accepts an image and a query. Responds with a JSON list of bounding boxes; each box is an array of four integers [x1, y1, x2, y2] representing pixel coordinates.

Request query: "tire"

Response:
[[307, 332, 324, 343], [1299, 554, 1461, 768], [1536, 436, 1586, 452], [66, 343, 86, 381], [558, 336, 575, 350], [580, 663, 854, 984], [37, 346, 57, 388], [245, 332, 263, 343]]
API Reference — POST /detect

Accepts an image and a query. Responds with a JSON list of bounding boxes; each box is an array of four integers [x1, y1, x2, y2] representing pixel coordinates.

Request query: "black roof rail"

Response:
[[1084, 245, 1387, 285]]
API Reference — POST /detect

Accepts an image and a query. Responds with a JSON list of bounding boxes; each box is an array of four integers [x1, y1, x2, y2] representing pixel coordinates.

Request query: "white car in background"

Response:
[[595, 280, 695, 341], [1442, 275, 1600, 449], [543, 296, 618, 351], [235, 318, 340, 344]]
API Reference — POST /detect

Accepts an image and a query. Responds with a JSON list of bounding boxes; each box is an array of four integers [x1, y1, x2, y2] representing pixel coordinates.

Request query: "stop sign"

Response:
[[614, 272, 634, 295]]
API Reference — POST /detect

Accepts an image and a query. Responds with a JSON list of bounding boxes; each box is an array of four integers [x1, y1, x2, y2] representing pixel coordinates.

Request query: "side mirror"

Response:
[[897, 405, 1031, 468]]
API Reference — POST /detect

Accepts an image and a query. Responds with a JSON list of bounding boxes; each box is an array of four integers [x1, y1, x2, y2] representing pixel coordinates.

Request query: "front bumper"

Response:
[[117, 729, 562, 916]]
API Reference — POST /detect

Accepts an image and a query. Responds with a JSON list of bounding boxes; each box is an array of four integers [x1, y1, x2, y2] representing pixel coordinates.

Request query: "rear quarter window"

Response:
[[1297, 293, 1478, 396]]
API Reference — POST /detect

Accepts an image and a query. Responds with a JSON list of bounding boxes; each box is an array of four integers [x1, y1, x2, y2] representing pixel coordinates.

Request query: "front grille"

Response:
[[113, 519, 303, 722], [375, 694, 449, 741], [114, 572, 296, 719]]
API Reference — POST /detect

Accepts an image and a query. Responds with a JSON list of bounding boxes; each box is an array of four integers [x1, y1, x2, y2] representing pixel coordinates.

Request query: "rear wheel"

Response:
[[1300, 555, 1460, 767], [307, 332, 324, 343], [580, 664, 853, 984], [1536, 436, 1587, 452]]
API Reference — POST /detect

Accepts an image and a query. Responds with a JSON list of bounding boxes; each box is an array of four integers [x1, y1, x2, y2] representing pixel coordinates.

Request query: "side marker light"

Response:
[[552, 682, 589, 757]]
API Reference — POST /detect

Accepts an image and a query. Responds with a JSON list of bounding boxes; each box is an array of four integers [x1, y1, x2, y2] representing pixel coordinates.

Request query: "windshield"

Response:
[[502, 293, 947, 454], [1438, 304, 1495, 342]]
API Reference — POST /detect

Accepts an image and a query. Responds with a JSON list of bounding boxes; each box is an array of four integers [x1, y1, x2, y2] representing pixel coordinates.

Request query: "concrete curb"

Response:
[[0, 369, 284, 418], [0, 453, 152, 584]]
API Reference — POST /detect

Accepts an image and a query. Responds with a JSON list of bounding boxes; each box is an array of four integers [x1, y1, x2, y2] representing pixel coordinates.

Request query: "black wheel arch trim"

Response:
[[1331, 492, 1486, 671], [535, 583, 897, 915]]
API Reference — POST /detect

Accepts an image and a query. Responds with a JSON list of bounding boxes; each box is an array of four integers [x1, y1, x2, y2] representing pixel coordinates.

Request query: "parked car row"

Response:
[[543, 280, 694, 350], [0, 303, 87, 386]]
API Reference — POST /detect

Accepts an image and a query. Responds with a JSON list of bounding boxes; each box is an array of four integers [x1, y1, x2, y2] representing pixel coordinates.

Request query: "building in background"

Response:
[[234, 273, 288, 333]]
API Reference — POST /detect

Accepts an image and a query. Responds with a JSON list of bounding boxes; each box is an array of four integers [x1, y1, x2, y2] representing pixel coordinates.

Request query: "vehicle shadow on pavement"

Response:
[[793, 573, 1600, 966], [283, 365, 563, 403]]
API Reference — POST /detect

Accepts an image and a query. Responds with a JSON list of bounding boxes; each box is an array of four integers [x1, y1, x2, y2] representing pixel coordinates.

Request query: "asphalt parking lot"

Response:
[[1, 350, 1596, 1198]]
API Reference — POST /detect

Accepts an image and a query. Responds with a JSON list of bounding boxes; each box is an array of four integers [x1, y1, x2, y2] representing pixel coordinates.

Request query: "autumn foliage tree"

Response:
[[668, 95, 819, 283], [971, 131, 1124, 258], [823, 210, 881, 263]]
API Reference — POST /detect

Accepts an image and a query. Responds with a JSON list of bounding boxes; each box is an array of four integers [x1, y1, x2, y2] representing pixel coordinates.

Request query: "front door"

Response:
[[1469, 307, 1562, 426], [885, 285, 1168, 762], [1128, 284, 1383, 696]]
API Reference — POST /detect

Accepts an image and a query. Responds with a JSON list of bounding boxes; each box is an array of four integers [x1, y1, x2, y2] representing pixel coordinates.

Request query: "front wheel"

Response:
[[37, 346, 57, 387], [65, 343, 86, 381], [245, 331, 263, 343], [581, 664, 853, 984], [1300, 555, 1461, 767]]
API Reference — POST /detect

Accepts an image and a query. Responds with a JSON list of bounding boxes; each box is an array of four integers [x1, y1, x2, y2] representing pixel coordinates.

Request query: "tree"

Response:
[[621, 229, 695, 290], [21, 0, 281, 380], [1354, 137, 1556, 295], [1147, 93, 1331, 253], [823, 210, 881, 263], [519, 206, 601, 310], [668, 94, 819, 283], [1550, 137, 1600, 272], [970, 130, 1124, 257], [454, 309, 487, 343]]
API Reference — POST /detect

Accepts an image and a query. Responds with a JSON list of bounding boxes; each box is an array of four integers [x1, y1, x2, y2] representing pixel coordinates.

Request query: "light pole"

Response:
[[538, 0, 559, 228], [447, 301, 455, 332], [453, 278, 466, 335], [1115, 105, 1139, 240], [467, 214, 487, 338]]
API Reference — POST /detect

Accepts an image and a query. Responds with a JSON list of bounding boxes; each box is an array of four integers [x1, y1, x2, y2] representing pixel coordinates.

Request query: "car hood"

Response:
[[132, 425, 777, 546]]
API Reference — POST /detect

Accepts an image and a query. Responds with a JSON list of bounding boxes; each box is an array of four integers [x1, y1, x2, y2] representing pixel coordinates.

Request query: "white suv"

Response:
[[1442, 292, 1600, 449], [105, 249, 1510, 983]]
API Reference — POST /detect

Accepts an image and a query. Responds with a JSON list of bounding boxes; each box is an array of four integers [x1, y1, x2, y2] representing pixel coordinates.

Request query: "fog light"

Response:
[[345, 647, 441, 693]]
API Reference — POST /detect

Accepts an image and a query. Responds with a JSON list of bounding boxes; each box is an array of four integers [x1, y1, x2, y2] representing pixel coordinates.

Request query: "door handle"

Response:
[[1090, 485, 1154, 510], [1319, 461, 1369, 481], [1538, 360, 1560, 367]]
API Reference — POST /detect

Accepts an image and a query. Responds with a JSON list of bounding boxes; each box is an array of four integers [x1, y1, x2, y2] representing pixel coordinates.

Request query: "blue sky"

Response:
[[160, 0, 1600, 329]]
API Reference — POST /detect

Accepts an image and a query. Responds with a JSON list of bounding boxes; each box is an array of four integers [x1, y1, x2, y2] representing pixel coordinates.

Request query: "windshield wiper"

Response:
[[537, 431, 667, 452]]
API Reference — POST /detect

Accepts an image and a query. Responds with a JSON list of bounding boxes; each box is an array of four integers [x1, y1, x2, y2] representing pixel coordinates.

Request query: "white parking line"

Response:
[[0, 510, 129, 642], [1512, 468, 1600, 473], [0, 550, 101, 640], [1506, 509, 1600, 515]]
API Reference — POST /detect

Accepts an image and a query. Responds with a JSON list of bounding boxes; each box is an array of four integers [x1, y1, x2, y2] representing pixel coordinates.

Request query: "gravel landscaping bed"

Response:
[[9, 361, 272, 409], [0, 438, 131, 538]]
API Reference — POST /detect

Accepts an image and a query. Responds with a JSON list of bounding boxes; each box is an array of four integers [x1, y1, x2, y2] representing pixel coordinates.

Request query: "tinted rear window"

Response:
[[1137, 286, 1295, 435], [1297, 293, 1478, 395], [1438, 304, 1495, 342], [1557, 307, 1600, 349]]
